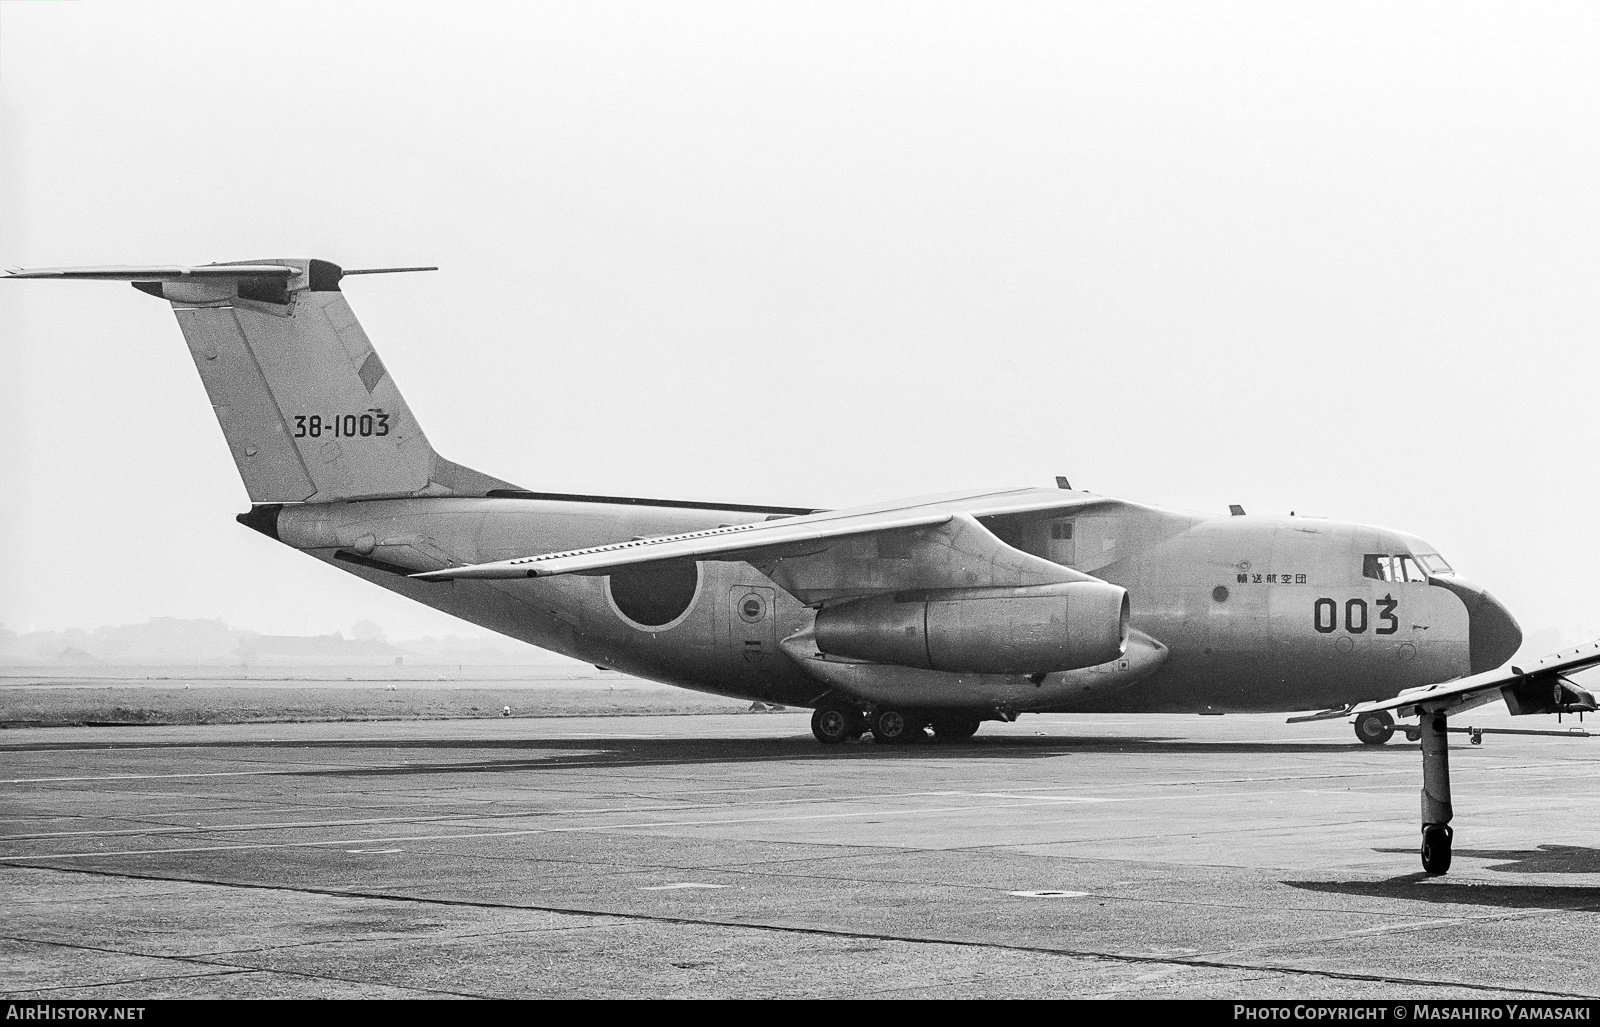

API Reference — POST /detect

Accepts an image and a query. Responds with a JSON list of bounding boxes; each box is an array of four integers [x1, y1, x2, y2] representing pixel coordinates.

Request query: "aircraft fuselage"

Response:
[[259, 490, 1517, 717]]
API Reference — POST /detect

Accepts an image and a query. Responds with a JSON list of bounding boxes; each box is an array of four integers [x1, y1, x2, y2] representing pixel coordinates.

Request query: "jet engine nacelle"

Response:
[[813, 581, 1129, 675]]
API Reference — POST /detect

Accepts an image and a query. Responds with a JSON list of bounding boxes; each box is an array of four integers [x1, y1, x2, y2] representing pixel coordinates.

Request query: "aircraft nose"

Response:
[[1435, 577, 1522, 673], [1466, 588, 1522, 673]]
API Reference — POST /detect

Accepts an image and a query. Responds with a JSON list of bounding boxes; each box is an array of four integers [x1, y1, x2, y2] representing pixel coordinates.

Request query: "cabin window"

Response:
[[1051, 522, 1073, 540]]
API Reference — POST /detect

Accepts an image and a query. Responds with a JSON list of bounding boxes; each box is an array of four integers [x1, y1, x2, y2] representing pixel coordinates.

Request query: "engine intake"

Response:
[[813, 581, 1129, 675]]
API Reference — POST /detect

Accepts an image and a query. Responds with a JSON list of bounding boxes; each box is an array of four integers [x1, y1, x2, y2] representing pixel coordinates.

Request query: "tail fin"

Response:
[[6, 259, 512, 503]]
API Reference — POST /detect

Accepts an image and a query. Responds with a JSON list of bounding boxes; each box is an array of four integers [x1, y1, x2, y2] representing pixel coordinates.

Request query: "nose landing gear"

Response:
[[1354, 709, 1395, 745]]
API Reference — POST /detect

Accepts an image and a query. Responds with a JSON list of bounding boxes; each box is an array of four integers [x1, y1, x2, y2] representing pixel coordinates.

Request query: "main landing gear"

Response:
[[870, 708, 925, 744], [929, 713, 982, 741], [808, 704, 986, 745], [1354, 709, 1395, 745], [810, 704, 866, 744], [873, 708, 987, 744]]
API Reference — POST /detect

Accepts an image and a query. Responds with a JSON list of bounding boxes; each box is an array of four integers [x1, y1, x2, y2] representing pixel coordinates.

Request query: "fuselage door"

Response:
[[729, 586, 778, 664], [1047, 520, 1075, 566]]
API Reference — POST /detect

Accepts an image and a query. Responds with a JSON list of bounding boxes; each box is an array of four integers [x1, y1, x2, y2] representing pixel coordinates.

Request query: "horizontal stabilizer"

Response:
[[4, 263, 297, 281]]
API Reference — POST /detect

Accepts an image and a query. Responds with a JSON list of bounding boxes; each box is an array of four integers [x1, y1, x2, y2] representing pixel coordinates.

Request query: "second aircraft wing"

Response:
[[1354, 640, 1600, 718]]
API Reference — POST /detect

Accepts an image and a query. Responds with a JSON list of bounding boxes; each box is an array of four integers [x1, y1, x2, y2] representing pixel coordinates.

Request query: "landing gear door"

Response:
[[729, 586, 778, 664]]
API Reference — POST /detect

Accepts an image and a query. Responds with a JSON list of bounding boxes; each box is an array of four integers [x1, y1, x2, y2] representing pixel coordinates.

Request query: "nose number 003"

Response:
[[1313, 596, 1398, 635]]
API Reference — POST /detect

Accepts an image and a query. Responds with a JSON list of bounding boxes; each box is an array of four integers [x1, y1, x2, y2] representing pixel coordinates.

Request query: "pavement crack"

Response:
[[3, 968, 257, 996]]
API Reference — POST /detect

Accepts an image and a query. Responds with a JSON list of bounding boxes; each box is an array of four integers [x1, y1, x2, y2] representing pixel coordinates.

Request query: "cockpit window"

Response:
[[1363, 554, 1433, 583], [1415, 552, 1453, 575]]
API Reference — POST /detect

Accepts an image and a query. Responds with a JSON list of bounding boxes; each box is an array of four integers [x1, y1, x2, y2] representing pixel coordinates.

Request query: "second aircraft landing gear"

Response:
[[1418, 711, 1454, 874], [1354, 709, 1395, 745], [1421, 824, 1454, 874]]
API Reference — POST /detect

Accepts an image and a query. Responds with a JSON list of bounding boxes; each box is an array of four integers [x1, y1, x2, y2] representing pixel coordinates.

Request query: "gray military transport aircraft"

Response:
[[8, 258, 1596, 875]]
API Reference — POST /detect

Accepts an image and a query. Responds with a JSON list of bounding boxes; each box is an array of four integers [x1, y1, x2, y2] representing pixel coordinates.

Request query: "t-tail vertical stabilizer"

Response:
[[3, 259, 513, 503]]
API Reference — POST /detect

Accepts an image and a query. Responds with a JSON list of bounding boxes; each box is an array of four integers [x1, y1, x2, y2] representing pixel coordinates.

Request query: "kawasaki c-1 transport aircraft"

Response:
[[9, 258, 1598, 876]]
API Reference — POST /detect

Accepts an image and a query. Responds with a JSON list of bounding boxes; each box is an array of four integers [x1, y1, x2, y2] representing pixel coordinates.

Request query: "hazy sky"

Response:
[[3, 3, 1598, 658]]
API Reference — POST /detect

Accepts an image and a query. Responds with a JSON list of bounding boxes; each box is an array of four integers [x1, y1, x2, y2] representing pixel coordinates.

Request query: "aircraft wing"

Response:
[[414, 506, 956, 579], [412, 489, 1106, 603], [1353, 640, 1600, 718]]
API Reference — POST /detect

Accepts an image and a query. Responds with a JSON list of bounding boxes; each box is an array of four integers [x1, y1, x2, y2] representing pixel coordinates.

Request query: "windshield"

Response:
[[1414, 552, 1453, 575], [1362, 554, 1434, 582]]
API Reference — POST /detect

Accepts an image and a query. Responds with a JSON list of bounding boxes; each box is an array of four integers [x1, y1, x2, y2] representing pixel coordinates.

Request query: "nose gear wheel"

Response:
[[1354, 710, 1395, 745]]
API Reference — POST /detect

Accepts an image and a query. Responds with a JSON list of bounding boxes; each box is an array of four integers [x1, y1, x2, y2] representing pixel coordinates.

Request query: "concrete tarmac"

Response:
[[4, 709, 1600, 999]]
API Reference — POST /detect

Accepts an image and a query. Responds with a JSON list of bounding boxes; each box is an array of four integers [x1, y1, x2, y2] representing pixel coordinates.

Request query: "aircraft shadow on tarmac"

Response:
[[0, 732, 1405, 757], [1286, 846, 1600, 909], [1284, 876, 1600, 910], [1374, 843, 1600, 875], [0, 732, 1425, 779]]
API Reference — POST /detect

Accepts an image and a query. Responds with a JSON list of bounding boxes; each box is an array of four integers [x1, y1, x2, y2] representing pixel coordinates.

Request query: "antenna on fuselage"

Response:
[[1229, 504, 1246, 516]]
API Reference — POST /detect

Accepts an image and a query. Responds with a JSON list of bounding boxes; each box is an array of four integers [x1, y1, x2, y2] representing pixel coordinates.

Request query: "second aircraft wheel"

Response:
[[1354, 710, 1395, 745], [872, 709, 924, 745], [1420, 824, 1453, 875], [929, 714, 982, 741]]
